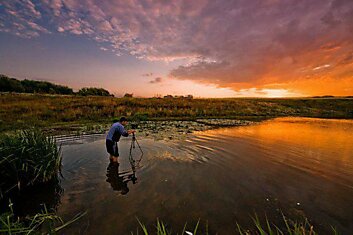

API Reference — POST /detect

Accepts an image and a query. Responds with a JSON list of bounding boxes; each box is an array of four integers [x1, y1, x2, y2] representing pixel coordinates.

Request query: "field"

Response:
[[0, 93, 352, 132]]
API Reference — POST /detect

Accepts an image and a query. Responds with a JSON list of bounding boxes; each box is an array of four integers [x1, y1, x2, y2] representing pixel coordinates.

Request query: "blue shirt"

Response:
[[106, 122, 129, 142]]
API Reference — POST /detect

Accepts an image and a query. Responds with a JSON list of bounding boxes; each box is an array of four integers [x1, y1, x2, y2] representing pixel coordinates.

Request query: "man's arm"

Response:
[[118, 125, 135, 137], [119, 125, 129, 137]]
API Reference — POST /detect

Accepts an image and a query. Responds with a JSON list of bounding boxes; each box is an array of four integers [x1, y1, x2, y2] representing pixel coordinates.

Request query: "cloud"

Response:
[[149, 77, 163, 84], [142, 73, 153, 77], [57, 26, 64, 32], [27, 22, 50, 34], [1, 0, 353, 95], [313, 64, 331, 71], [0, 0, 49, 38]]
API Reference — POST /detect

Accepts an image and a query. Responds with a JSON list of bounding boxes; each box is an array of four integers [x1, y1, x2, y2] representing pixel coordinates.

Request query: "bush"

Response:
[[131, 112, 149, 121], [77, 87, 112, 96], [0, 129, 62, 197]]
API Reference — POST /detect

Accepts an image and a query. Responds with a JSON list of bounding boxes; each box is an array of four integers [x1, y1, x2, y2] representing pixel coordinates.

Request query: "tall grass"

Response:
[[135, 215, 339, 235], [0, 129, 84, 234], [0, 129, 61, 197]]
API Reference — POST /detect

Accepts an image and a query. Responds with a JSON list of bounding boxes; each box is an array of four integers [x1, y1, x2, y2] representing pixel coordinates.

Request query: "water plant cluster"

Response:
[[48, 119, 254, 142]]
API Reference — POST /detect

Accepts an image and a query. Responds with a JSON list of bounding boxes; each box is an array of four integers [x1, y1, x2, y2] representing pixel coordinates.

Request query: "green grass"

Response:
[[0, 129, 61, 198], [0, 201, 86, 235], [0, 93, 352, 133], [135, 215, 339, 235]]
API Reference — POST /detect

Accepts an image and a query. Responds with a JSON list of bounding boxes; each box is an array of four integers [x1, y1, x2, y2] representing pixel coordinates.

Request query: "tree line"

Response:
[[0, 74, 113, 96]]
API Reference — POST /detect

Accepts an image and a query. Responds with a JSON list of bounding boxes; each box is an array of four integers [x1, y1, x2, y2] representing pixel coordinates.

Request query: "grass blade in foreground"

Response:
[[0, 201, 86, 235], [135, 215, 339, 235]]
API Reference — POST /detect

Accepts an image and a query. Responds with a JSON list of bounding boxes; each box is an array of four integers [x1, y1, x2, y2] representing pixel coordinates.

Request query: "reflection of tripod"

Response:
[[129, 133, 143, 166]]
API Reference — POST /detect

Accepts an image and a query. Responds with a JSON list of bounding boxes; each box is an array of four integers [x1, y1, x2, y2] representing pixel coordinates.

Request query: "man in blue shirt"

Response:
[[106, 117, 135, 163]]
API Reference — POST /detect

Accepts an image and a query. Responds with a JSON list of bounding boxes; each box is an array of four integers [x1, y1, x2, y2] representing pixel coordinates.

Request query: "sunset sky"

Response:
[[0, 0, 352, 97]]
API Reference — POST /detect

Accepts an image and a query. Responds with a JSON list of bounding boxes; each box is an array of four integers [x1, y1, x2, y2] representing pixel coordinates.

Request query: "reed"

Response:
[[0, 129, 61, 197]]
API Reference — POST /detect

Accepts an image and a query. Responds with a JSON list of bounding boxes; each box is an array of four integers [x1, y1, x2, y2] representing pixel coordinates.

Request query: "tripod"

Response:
[[129, 132, 143, 166]]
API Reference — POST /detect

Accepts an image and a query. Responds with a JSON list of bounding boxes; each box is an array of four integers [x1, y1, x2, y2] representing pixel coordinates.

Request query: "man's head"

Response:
[[119, 116, 128, 126]]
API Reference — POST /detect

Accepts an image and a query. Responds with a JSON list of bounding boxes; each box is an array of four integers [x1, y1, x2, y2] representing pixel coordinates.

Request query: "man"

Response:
[[106, 117, 135, 163]]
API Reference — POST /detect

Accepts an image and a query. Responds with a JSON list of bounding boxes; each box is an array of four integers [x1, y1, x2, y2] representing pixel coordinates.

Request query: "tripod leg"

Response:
[[135, 138, 143, 153], [134, 138, 144, 162], [129, 139, 134, 163]]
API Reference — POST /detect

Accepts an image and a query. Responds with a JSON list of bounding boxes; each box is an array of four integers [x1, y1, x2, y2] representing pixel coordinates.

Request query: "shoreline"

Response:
[[47, 116, 353, 143]]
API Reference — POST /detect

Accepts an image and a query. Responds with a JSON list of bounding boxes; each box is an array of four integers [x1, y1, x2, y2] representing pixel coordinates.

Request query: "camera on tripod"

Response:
[[129, 122, 143, 165]]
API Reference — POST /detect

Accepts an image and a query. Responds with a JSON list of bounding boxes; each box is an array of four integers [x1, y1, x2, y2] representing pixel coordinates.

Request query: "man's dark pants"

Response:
[[106, 139, 119, 157]]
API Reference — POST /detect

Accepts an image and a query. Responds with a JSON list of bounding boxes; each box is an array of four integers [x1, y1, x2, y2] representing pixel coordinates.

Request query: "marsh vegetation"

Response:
[[0, 93, 352, 133]]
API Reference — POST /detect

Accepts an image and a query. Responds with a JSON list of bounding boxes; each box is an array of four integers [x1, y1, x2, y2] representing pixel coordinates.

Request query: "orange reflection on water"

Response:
[[246, 117, 353, 158], [194, 117, 353, 186]]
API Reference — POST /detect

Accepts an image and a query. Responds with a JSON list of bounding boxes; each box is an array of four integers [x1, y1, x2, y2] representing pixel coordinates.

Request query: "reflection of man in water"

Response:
[[106, 117, 135, 163], [106, 162, 138, 195], [106, 163, 130, 195]]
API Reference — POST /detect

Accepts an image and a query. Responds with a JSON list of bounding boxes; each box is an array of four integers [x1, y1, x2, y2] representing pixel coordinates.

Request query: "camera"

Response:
[[131, 123, 138, 129]]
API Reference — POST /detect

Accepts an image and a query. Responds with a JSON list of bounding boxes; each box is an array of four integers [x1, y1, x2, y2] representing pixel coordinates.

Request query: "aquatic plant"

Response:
[[0, 129, 61, 197], [0, 201, 86, 234]]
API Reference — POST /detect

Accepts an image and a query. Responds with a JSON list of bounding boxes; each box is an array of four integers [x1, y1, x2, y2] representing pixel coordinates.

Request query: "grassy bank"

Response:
[[1, 93, 352, 133]]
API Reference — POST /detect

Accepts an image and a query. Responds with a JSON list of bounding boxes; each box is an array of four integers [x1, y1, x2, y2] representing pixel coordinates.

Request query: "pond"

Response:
[[56, 117, 353, 234]]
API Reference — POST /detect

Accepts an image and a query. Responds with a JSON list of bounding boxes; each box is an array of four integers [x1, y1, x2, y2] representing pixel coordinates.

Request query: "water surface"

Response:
[[57, 117, 353, 234]]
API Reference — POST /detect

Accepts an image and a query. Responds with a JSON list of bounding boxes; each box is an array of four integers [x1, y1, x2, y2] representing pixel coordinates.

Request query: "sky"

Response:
[[0, 0, 353, 97]]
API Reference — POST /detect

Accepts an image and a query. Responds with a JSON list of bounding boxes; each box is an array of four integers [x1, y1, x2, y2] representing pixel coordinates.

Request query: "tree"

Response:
[[0, 75, 24, 92], [0, 75, 73, 94]]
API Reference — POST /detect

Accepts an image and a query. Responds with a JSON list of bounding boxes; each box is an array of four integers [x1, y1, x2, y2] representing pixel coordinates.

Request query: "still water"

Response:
[[57, 117, 353, 234]]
